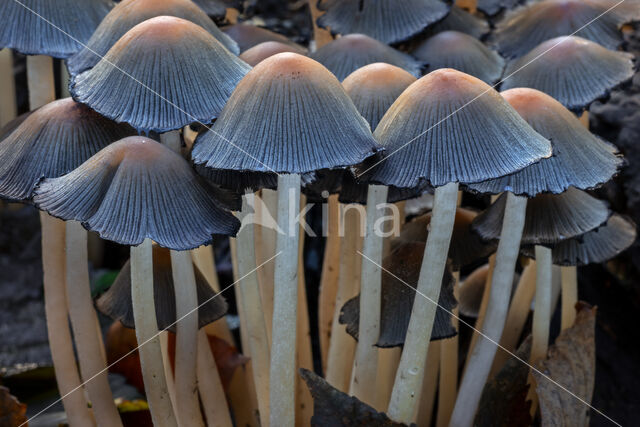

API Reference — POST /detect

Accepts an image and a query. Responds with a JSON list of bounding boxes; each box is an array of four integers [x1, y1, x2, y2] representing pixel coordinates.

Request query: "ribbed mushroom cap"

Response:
[[476, 0, 524, 17], [339, 241, 457, 347], [192, 53, 380, 175], [521, 214, 636, 266], [413, 31, 505, 85], [70, 16, 250, 134], [0, 112, 31, 142], [472, 187, 610, 245], [239, 41, 307, 66], [316, 0, 450, 44], [458, 264, 490, 318], [67, 0, 239, 76], [587, 0, 640, 23], [34, 136, 240, 250], [369, 68, 552, 189], [429, 6, 490, 39], [222, 24, 304, 53], [0, 0, 112, 58], [0, 98, 136, 202], [310, 34, 422, 81], [490, 0, 627, 59], [342, 63, 417, 130], [467, 88, 623, 196], [501, 36, 635, 112], [96, 245, 227, 333]]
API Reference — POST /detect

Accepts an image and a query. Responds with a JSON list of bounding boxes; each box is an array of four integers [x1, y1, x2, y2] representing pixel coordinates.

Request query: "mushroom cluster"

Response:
[[0, 0, 636, 426]]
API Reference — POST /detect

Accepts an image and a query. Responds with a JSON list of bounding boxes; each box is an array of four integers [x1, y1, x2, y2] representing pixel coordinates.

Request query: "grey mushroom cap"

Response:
[[222, 23, 305, 53], [429, 6, 490, 39]]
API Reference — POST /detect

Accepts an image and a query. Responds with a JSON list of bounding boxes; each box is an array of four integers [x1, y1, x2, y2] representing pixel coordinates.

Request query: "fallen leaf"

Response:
[[534, 302, 597, 427], [0, 386, 27, 427]]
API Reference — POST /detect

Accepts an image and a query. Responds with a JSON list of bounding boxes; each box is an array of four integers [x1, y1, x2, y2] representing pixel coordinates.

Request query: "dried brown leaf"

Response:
[[0, 386, 27, 427]]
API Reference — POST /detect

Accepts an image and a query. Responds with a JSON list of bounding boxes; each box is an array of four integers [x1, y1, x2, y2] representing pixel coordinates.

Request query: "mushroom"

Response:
[[239, 41, 307, 66], [67, 0, 239, 77], [310, 34, 422, 81], [366, 68, 550, 423], [34, 137, 240, 427], [192, 0, 232, 21], [222, 23, 305, 53], [428, 5, 490, 39], [458, 264, 491, 318], [192, 52, 380, 426], [476, 0, 524, 17], [0, 48, 16, 127]]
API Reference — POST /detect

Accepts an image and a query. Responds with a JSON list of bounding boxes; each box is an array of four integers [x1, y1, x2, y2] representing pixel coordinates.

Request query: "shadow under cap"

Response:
[[222, 24, 305, 53], [490, 0, 626, 59], [70, 16, 250, 134], [342, 63, 417, 130], [316, 0, 450, 44], [97, 245, 227, 333], [0, 0, 113, 58], [310, 34, 422, 81], [472, 187, 611, 245], [192, 53, 381, 176], [429, 5, 490, 39], [521, 214, 637, 266], [413, 31, 505, 85], [339, 242, 457, 347], [500, 36, 635, 112], [369, 68, 552, 189], [67, 0, 239, 77], [467, 88, 623, 196], [239, 41, 307, 66], [0, 98, 136, 202], [34, 136, 240, 250]]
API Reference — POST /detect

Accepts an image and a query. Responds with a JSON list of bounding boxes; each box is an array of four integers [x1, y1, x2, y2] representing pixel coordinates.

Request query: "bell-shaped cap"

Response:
[[239, 41, 307, 66], [413, 31, 505, 85], [0, 98, 136, 202], [501, 36, 635, 112], [458, 264, 490, 318], [96, 245, 227, 333], [490, 0, 626, 59], [477, 0, 525, 17], [222, 24, 304, 53], [192, 53, 380, 175], [369, 68, 552, 189], [521, 214, 636, 266], [0, 0, 112, 58], [70, 16, 250, 134], [339, 242, 457, 347], [429, 6, 490, 39], [467, 88, 623, 196], [342, 63, 417, 130], [310, 34, 422, 81], [316, 0, 450, 44], [472, 187, 610, 245], [587, 0, 640, 23], [67, 0, 239, 76], [34, 136, 241, 250]]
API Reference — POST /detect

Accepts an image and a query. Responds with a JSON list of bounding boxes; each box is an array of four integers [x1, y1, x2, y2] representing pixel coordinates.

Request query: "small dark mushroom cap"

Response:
[[310, 34, 422, 81], [429, 5, 490, 39], [472, 187, 610, 245], [316, 0, 450, 44], [70, 16, 250, 134], [34, 136, 240, 250], [192, 0, 228, 20], [458, 264, 490, 318], [222, 24, 305, 53], [0, 0, 112, 58], [0, 98, 136, 202], [500, 36, 635, 112], [476, 0, 525, 17], [467, 88, 623, 196], [339, 242, 457, 347], [369, 68, 552, 189], [239, 41, 307, 66], [192, 53, 380, 176], [342, 63, 417, 130], [490, 0, 627, 59], [521, 214, 636, 266], [67, 0, 239, 76], [412, 31, 505, 85], [96, 245, 227, 333]]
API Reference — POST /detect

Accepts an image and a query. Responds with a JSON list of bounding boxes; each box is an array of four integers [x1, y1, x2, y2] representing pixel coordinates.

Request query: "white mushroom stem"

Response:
[[65, 221, 122, 427], [41, 214, 95, 426], [131, 238, 178, 427], [0, 49, 16, 127], [26, 55, 55, 109], [236, 193, 271, 423], [560, 266, 578, 331], [197, 330, 233, 427], [269, 174, 301, 427], [436, 271, 460, 427], [451, 193, 527, 426], [160, 130, 181, 153], [170, 250, 205, 427], [255, 188, 277, 343], [388, 182, 459, 423], [349, 185, 388, 406]]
